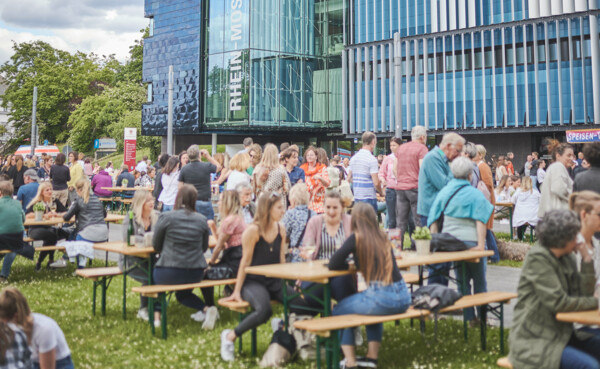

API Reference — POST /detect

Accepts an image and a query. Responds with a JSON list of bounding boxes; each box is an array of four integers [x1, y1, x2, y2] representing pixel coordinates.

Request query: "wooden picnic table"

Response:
[[101, 187, 153, 192], [556, 310, 600, 325], [245, 259, 353, 284], [24, 214, 125, 227], [397, 250, 494, 268], [495, 201, 514, 239]]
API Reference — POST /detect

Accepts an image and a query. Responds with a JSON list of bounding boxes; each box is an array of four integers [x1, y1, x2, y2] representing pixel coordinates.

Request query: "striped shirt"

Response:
[[349, 149, 379, 200], [318, 222, 345, 260]]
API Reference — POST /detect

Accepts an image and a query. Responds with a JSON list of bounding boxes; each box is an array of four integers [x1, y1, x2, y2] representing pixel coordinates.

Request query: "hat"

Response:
[[24, 169, 39, 181]]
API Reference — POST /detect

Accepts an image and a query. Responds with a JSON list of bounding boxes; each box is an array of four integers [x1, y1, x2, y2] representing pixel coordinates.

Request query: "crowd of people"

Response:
[[1, 130, 600, 368]]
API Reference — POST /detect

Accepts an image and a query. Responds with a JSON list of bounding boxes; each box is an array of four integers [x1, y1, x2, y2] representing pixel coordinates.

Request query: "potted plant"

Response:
[[412, 227, 432, 255], [33, 202, 46, 221]]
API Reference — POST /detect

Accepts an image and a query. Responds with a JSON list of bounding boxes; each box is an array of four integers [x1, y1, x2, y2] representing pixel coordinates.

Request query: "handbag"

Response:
[[430, 184, 470, 252], [259, 329, 296, 367], [205, 266, 234, 280]]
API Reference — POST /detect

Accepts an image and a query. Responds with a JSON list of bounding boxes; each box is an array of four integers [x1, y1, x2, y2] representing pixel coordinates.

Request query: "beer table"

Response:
[[93, 241, 155, 319], [24, 214, 124, 227], [495, 201, 514, 239], [101, 186, 153, 192], [556, 310, 600, 325]]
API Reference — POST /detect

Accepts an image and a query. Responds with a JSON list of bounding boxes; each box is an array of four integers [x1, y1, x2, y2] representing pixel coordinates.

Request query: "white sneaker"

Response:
[[154, 320, 161, 328], [221, 329, 235, 362], [271, 318, 283, 332], [49, 259, 67, 268], [137, 308, 149, 321], [202, 306, 219, 330], [190, 310, 206, 322]]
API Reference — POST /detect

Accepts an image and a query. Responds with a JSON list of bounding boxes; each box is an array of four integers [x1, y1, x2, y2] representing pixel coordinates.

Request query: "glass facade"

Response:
[[344, 1, 600, 135], [203, 0, 345, 131]]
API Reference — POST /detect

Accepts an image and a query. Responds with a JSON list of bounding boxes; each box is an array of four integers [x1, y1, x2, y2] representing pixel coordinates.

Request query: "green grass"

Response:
[[3, 257, 510, 369]]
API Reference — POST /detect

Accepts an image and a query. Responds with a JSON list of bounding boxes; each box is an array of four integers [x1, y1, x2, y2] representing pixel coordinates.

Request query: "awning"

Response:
[[14, 145, 61, 156]]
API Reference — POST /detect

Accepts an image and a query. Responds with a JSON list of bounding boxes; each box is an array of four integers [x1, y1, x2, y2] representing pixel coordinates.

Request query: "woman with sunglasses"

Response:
[[219, 192, 307, 362]]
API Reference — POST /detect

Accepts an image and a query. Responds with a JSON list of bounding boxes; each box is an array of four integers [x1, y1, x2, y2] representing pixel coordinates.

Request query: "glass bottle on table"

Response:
[[127, 211, 134, 246]]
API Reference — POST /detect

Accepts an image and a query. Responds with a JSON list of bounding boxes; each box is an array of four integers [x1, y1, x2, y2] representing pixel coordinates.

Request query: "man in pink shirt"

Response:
[[394, 125, 429, 246], [378, 137, 403, 229]]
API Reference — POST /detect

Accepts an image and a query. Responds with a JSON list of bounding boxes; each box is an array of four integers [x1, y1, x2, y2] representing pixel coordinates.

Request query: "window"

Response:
[[573, 39, 581, 59], [527, 44, 534, 64], [516, 45, 524, 64], [538, 43, 546, 63], [549, 40, 557, 62], [560, 39, 569, 61], [474, 50, 482, 69], [485, 49, 493, 68], [148, 17, 154, 37], [495, 46, 503, 67], [505, 45, 514, 66], [146, 83, 153, 102], [446, 54, 453, 72]]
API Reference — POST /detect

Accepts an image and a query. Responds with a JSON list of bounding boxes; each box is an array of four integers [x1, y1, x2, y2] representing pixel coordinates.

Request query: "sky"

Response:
[[0, 0, 147, 65]]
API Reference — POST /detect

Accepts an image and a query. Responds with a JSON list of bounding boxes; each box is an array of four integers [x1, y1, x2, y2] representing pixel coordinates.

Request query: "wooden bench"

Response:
[[75, 267, 123, 316], [0, 246, 66, 255], [218, 298, 280, 356], [133, 278, 237, 339], [292, 291, 517, 368], [497, 357, 513, 368]]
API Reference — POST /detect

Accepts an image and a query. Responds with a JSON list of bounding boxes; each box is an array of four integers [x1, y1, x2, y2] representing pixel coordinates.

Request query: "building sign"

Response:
[[229, 0, 244, 112], [566, 129, 600, 143], [94, 138, 117, 150], [124, 128, 137, 171], [337, 148, 352, 159]]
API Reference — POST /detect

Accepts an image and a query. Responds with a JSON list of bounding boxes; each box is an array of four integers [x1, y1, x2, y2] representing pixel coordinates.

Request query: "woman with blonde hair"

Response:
[[329, 203, 411, 369], [252, 144, 291, 200], [300, 146, 330, 213], [569, 190, 600, 276], [0, 287, 74, 369], [226, 153, 251, 190], [494, 175, 513, 203], [8, 155, 26, 194], [25, 182, 68, 270], [120, 189, 160, 324], [282, 183, 316, 262], [511, 176, 541, 241], [219, 192, 308, 362], [201, 190, 247, 329]]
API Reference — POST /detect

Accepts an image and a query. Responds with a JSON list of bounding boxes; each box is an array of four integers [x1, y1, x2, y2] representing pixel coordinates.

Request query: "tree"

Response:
[[0, 41, 117, 146], [107, 110, 161, 159]]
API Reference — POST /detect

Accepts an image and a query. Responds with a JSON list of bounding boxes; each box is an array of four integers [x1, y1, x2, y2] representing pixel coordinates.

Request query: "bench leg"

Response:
[[316, 336, 321, 369], [238, 313, 243, 354], [122, 256, 127, 320], [101, 277, 107, 316], [251, 328, 257, 356], [160, 293, 167, 339], [331, 330, 340, 369], [149, 297, 155, 336], [480, 304, 487, 351], [500, 303, 505, 355], [92, 281, 97, 316]]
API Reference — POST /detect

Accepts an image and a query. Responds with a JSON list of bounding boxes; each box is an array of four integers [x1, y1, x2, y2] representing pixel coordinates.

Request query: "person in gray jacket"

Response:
[[152, 184, 217, 327]]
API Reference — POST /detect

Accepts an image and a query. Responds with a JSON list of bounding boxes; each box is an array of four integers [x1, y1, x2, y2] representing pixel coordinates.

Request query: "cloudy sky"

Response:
[[0, 0, 147, 65]]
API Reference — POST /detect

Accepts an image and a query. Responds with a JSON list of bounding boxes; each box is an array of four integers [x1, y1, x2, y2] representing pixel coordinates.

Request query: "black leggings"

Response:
[[233, 280, 308, 337], [29, 228, 58, 266], [517, 224, 534, 241]]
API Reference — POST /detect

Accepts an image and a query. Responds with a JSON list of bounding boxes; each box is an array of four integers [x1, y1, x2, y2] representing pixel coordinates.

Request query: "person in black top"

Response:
[[116, 164, 135, 198], [50, 153, 70, 207], [219, 192, 307, 362], [178, 145, 221, 220], [24, 182, 68, 270], [329, 202, 411, 369], [7, 155, 26, 194]]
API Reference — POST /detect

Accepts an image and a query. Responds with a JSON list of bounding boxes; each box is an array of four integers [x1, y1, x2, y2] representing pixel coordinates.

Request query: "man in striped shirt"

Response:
[[348, 131, 382, 213]]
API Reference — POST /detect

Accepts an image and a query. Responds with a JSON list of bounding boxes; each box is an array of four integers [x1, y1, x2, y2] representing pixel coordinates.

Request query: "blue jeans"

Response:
[[195, 200, 214, 220], [300, 275, 357, 314], [560, 331, 600, 369], [355, 198, 378, 214], [454, 242, 487, 320], [333, 280, 411, 345], [162, 204, 173, 212], [34, 355, 74, 369], [0, 252, 16, 278], [384, 188, 396, 228], [530, 175, 538, 190], [486, 230, 500, 263], [153, 267, 206, 310]]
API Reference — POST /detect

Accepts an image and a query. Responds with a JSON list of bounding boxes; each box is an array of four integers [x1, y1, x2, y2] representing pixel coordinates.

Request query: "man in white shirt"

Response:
[[135, 155, 149, 173], [348, 131, 382, 213]]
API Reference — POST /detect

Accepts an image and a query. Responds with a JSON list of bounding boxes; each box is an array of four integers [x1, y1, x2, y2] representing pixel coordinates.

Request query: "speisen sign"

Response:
[[566, 129, 600, 143]]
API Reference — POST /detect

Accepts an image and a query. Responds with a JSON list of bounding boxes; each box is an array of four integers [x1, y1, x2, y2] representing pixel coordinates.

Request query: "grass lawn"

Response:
[[3, 256, 511, 369]]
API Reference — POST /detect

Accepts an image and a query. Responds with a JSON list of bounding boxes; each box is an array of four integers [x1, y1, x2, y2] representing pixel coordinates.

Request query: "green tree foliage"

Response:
[[0, 41, 116, 146], [106, 110, 161, 160]]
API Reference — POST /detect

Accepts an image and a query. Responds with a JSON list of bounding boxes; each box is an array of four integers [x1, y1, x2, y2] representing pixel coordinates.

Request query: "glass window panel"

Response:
[[538, 43, 546, 63], [505, 45, 514, 66], [549, 40, 557, 62], [475, 50, 482, 69], [516, 45, 524, 64]]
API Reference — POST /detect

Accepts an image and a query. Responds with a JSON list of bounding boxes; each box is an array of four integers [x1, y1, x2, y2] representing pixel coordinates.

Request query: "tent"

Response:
[[14, 145, 60, 157]]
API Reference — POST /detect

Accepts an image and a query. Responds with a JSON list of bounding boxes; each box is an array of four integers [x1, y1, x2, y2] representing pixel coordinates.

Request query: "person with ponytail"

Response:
[[328, 202, 411, 369], [569, 191, 600, 278], [538, 139, 575, 218], [50, 178, 108, 268], [0, 287, 73, 369]]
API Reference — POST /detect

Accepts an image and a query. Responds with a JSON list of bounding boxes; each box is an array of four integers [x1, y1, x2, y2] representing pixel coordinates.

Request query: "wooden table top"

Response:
[[245, 260, 355, 284], [25, 214, 124, 227], [396, 250, 494, 268], [101, 187, 153, 192], [556, 310, 600, 325], [495, 202, 513, 207], [93, 241, 155, 257]]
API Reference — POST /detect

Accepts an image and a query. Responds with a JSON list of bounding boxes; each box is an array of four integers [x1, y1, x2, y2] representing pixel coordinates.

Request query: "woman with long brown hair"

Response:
[[8, 155, 26, 194], [0, 155, 13, 175], [328, 202, 411, 369], [0, 287, 73, 369], [219, 192, 307, 362]]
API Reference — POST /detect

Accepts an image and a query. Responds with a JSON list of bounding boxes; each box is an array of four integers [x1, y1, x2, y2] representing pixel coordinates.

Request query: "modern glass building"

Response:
[[342, 0, 600, 140], [142, 0, 600, 157]]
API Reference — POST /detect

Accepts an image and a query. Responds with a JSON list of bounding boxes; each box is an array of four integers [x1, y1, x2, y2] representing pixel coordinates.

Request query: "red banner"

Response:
[[124, 128, 137, 171]]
